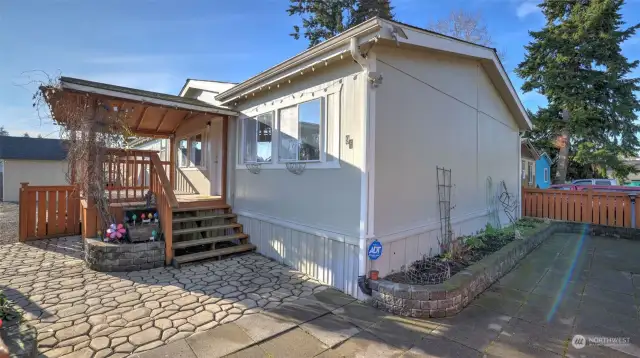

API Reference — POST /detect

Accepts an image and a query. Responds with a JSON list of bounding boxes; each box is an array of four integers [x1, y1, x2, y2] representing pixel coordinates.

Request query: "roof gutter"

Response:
[[216, 18, 383, 105]]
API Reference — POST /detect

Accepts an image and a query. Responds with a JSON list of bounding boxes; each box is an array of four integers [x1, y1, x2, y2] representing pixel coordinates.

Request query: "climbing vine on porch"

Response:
[[35, 76, 134, 233]]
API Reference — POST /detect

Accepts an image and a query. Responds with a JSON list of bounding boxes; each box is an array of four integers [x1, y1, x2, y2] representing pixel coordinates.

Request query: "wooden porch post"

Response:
[[19, 183, 28, 242], [169, 136, 176, 190], [221, 116, 228, 204]]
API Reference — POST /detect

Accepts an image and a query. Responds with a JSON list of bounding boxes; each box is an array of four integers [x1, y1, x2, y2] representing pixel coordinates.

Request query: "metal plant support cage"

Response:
[[246, 162, 262, 175], [285, 162, 306, 175], [401, 254, 452, 285]]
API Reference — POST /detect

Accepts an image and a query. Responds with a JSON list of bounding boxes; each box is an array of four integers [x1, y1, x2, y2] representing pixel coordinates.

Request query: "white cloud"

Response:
[[516, 1, 541, 19]]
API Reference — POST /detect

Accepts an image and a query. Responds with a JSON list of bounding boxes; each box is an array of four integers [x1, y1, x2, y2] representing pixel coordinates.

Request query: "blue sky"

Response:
[[1, 0, 639, 137]]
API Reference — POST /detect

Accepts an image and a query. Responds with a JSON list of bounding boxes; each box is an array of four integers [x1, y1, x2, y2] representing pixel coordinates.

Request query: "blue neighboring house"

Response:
[[535, 152, 552, 189]]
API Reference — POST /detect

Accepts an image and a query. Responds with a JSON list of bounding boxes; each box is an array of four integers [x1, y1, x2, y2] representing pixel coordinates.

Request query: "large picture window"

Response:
[[278, 98, 322, 162], [243, 112, 273, 163], [237, 86, 340, 170]]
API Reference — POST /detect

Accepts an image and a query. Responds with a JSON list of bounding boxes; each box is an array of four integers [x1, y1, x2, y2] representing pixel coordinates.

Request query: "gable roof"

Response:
[[521, 139, 540, 160], [215, 17, 531, 130], [59, 77, 237, 117], [538, 152, 552, 165], [0, 136, 67, 161]]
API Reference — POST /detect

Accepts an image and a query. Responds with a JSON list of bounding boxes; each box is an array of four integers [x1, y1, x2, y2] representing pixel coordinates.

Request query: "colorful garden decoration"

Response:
[[106, 223, 127, 241], [154, 212, 159, 223], [131, 214, 137, 226], [151, 230, 157, 241], [141, 213, 148, 224]]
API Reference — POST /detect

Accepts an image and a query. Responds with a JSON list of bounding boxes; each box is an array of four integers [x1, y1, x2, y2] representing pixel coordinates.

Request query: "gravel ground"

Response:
[[0, 202, 19, 245]]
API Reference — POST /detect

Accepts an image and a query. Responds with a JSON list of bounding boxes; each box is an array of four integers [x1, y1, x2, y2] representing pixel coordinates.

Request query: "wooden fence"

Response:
[[522, 188, 640, 228], [19, 183, 81, 241]]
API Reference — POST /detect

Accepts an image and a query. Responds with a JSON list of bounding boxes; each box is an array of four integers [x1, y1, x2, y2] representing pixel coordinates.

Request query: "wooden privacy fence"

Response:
[[19, 183, 81, 241], [522, 188, 640, 228]]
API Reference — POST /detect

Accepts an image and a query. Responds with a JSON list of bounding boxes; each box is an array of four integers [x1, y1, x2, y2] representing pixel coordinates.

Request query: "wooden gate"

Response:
[[19, 183, 81, 241]]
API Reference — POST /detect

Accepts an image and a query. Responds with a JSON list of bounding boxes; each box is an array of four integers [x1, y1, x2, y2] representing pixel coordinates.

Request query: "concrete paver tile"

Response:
[[134, 339, 197, 358], [262, 298, 328, 325], [365, 316, 438, 350], [186, 322, 254, 358], [403, 333, 483, 358], [332, 300, 390, 329], [490, 318, 569, 356], [258, 328, 327, 358], [223, 345, 268, 358], [315, 331, 404, 358], [300, 313, 361, 347], [234, 312, 297, 343]]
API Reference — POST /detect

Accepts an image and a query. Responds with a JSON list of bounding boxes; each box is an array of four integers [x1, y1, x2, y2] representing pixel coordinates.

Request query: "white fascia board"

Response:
[[61, 82, 238, 117], [179, 80, 237, 97], [216, 18, 383, 104], [377, 19, 532, 131]]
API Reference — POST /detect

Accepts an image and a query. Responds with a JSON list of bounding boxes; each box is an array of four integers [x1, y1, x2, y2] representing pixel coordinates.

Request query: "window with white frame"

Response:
[[544, 167, 549, 182], [243, 112, 273, 163], [279, 98, 322, 162], [528, 162, 533, 184], [177, 132, 206, 168], [159, 139, 168, 161], [238, 86, 341, 168]]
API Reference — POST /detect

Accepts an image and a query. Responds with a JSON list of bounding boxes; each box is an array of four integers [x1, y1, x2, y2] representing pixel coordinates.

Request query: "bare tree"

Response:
[[428, 10, 505, 59]]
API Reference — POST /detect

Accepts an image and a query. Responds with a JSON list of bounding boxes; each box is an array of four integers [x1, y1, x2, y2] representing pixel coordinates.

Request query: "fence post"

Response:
[[521, 186, 525, 217], [586, 187, 593, 224], [18, 183, 28, 242], [630, 193, 637, 229]]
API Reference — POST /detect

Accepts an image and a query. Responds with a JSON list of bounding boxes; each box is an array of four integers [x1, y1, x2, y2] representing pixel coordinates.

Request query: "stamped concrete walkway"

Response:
[[138, 231, 640, 358], [0, 237, 328, 357]]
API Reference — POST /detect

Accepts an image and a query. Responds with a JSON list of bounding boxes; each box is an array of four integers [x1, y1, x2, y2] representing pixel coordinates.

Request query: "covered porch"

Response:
[[39, 76, 239, 264]]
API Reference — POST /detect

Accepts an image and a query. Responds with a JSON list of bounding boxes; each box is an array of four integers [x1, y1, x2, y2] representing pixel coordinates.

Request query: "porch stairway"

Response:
[[170, 205, 255, 267]]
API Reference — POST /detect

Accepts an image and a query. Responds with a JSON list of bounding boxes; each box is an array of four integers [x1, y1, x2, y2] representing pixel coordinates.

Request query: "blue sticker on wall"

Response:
[[368, 240, 383, 260]]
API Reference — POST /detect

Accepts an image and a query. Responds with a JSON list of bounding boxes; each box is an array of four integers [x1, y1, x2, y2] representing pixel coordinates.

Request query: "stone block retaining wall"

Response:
[[370, 223, 559, 318], [84, 238, 165, 272]]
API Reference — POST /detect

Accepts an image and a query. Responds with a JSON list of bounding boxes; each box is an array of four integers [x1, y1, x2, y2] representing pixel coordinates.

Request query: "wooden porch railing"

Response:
[[522, 188, 640, 228], [19, 183, 81, 241], [150, 153, 179, 265], [104, 148, 171, 203]]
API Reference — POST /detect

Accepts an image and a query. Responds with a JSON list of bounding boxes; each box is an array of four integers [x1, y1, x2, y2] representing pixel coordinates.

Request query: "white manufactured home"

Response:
[[131, 18, 530, 299]]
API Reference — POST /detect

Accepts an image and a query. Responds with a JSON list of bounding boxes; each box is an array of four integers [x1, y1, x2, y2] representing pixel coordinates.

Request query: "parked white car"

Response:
[[571, 179, 618, 186]]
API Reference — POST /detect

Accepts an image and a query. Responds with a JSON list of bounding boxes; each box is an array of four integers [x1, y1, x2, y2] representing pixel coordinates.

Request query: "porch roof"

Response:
[[42, 77, 237, 138]]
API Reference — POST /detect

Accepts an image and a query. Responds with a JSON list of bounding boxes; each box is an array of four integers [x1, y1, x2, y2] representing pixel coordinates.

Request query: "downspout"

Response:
[[351, 37, 373, 297]]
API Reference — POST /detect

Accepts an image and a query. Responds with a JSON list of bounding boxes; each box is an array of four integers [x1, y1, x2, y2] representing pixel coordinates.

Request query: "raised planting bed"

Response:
[[84, 238, 165, 272], [371, 219, 557, 318]]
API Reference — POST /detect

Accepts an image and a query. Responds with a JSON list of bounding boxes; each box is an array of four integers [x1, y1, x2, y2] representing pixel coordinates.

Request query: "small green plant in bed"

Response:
[[0, 292, 22, 323], [385, 218, 546, 283]]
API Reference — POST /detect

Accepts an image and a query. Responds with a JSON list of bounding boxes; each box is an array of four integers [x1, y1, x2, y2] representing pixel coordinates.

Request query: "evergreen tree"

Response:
[[288, 0, 393, 48], [0, 126, 8, 136], [517, 0, 640, 182]]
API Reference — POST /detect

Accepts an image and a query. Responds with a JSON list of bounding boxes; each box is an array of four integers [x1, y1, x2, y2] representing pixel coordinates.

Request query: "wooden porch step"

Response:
[[173, 233, 248, 249], [174, 204, 230, 212], [173, 244, 256, 266], [173, 223, 241, 236], [172, 213, 236, 224]]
